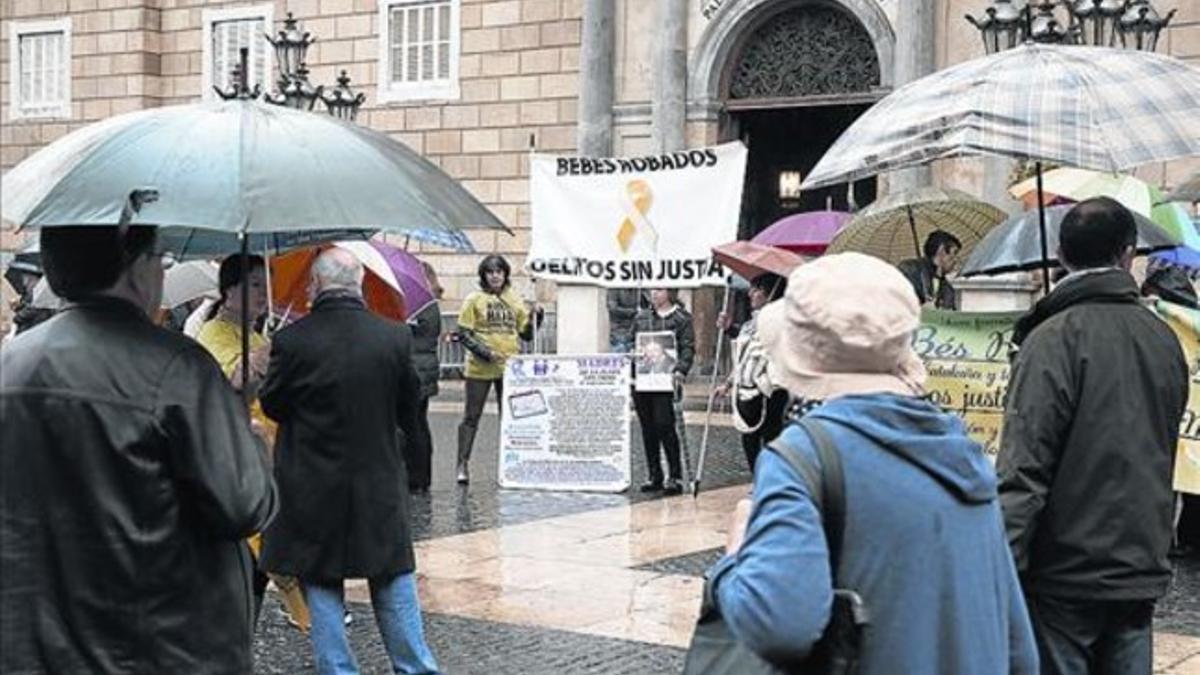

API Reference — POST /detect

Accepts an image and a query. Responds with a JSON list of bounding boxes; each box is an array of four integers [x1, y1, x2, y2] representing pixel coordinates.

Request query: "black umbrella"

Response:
[[960, 205, 1179, 277]]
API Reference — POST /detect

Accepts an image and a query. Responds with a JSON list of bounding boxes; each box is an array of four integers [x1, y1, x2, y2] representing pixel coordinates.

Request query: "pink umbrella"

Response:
[[752, 210, 852, 255]]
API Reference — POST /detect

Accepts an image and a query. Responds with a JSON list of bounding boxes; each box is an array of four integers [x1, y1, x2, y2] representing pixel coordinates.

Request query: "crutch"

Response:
[[673, 377, 692, 488], [691, 283, 732, 498]]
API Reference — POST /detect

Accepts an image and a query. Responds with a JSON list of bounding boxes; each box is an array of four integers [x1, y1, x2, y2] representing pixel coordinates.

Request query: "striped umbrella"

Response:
[[826, 187, 1007, 264], [802, 44, 1200, 189], [802, 43, 1200, 287]]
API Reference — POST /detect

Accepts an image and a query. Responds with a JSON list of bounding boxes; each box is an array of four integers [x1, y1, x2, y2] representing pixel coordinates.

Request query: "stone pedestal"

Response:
[[557, 285, 610, 354], [956, 273, 1040, 312]]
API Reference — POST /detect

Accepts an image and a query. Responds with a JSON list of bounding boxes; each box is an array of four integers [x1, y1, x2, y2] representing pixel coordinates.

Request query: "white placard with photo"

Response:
[[634, 331, 677, 393]]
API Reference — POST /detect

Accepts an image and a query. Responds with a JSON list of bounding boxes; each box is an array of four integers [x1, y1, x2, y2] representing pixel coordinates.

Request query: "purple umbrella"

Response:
[[752, 210, 852, 255], [368, 241, 437, 318]]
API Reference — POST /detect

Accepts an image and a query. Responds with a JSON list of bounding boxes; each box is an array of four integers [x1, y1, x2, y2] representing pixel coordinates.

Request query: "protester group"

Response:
[[1, 196, 1196, 674]]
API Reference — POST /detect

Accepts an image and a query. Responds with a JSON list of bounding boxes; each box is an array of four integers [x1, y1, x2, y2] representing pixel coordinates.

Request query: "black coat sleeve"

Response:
[[259, 331, 294, 423], [396, 327, 422, 442], [675, 312, 696, 376], [158, 348, 277, 539], [996, 329, 1076, 573]]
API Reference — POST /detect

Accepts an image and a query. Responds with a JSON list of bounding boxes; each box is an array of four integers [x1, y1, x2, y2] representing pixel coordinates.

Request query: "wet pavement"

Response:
[[253, 404, 1200, 674]]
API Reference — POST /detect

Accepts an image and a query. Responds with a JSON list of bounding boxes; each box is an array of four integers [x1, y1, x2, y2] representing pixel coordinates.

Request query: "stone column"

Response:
[[652, 0, 688, 154], [889, 0, 936, 193], [558, 0, 617, 355]]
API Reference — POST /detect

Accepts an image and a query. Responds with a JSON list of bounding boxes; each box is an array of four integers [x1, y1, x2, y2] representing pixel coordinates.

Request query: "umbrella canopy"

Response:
[[802, 43, 1200, 191], [1167, 171, 1200, 203], [961, 205, 1179, 277], [0, 99, 506, 247], [270, 241, 435, 322], [30, 259, 219, 310], [1008, 168, 1200, 249], [1152, 246, 1200, 270], [1010, 168, 1159, 215], [826, 187, 1006, 263], [712, 240, 805, 281], [750, 210, 851, 255]]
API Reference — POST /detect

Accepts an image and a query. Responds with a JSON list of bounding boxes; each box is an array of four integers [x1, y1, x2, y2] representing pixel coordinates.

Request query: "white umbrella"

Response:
[[30, 260, 220, 311]]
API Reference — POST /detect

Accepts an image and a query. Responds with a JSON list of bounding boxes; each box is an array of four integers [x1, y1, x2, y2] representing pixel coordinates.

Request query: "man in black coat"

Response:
[[896, 229, 961, 310], [1, 225, 276, 674], [260, 248, 439, 674], [998, 197, 1189, 674]]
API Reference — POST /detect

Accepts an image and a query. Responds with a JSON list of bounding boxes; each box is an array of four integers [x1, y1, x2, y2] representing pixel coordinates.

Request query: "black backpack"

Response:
[[683, 417, 869, 674]]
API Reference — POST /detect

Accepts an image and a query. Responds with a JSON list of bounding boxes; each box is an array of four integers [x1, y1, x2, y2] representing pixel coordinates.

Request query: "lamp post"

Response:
[[322, 71, 367, 122], [259, 13, 365, 121], [966, 0, 1174, 53]]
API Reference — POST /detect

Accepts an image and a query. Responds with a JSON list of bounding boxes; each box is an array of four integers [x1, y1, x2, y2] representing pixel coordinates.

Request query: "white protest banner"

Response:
[[498, 354, 632, 492], [528, 141, 747, 288]]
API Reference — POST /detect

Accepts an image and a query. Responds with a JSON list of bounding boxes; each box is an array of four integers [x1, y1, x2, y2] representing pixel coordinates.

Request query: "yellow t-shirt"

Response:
[[457, 287, 530, 381], [194, 317, 274, 439]]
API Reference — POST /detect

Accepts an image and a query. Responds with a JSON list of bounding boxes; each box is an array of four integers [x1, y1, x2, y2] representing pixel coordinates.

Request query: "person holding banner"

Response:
[[998, 198, 1188, 674], [454, 255, 541, 485], [626, 289, 695, 495]]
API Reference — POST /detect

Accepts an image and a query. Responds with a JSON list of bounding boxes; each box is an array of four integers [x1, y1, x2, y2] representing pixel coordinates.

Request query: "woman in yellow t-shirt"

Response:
[[194, 254, 311, 633], [454, 255, 540, 484]]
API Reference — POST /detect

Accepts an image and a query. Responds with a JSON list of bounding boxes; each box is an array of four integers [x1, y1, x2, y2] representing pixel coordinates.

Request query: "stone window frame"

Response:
[[376, 0, 461, 103], [201, 4, 275, 102], [8, 18, 73, 121]]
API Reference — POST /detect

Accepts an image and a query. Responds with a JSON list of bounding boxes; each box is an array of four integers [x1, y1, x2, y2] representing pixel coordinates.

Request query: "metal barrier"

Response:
[[438, 310, 558, 378]]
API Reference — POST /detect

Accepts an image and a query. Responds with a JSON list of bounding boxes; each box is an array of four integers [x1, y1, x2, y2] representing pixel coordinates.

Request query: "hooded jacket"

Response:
[[999, 268, 1188, 600], [710, 394, 1037, 674]]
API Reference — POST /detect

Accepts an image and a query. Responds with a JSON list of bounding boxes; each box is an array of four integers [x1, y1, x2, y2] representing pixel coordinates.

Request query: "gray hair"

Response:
[[311, 248, 364, 296]]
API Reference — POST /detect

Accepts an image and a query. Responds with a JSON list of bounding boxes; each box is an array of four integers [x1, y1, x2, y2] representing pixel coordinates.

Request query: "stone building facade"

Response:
[[2, 0, 1198, 339]]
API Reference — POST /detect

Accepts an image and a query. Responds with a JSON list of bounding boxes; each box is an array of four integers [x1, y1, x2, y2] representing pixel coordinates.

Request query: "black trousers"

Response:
[[1026, 594, 1154, 675], [634, 391, 682, 483], [404, 396, 433, 489], [737, 389, 791, 473], [458, 378, 503, 463]]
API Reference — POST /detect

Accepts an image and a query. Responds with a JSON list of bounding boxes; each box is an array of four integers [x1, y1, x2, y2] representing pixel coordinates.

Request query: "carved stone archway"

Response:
[[689, 0, 895, 112], [726, 5, 882, 102]]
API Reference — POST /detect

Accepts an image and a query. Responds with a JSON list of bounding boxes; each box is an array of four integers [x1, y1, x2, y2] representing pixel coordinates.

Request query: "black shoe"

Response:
[[639, 481, 664, 493], [663, 480, 684, 496]]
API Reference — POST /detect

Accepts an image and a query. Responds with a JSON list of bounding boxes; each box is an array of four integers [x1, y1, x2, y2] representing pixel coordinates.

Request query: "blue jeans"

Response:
[[304, 573, 440, 675]]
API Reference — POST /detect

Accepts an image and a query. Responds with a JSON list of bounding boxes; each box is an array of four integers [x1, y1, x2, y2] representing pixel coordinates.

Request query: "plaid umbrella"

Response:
[[826, 187, 1006, 263], [802, 43, 1200, 190]]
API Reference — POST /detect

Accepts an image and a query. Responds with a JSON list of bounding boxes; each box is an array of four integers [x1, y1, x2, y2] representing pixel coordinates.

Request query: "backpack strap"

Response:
[[766, 417, 847, 585]]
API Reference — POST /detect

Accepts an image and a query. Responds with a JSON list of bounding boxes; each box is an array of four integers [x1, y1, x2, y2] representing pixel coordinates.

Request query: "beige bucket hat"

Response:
[[757, 252, 927, 401]]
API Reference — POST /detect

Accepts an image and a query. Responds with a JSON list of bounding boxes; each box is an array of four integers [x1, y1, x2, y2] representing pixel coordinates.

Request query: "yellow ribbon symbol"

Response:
[[617, 180, 653, 253]]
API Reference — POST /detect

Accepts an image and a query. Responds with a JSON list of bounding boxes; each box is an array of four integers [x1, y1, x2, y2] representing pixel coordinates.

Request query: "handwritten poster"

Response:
[[499, 354, 631, 492]]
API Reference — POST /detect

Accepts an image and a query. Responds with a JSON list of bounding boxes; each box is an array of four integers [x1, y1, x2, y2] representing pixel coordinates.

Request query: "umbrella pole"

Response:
[[1036, 162, 1052, 293], [263, 249, 274, 337], [692, 283, 731, 499], [240, 231, 252, 407], [907, 205, 922, 259]]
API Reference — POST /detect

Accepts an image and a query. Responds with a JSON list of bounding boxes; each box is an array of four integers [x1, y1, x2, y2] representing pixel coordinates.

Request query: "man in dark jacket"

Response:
[[1, 225, 277, 674], [260, 248, 439, 674], [896, 229, 961, 310], [998, 197, 1189, 674], [404, 261, 443, 493]]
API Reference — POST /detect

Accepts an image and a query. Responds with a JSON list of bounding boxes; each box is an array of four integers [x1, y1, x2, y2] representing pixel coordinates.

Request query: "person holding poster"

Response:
[[998, 198, 1188, 674], [454, 255, 541, 485], [626, 289, 694, 495]]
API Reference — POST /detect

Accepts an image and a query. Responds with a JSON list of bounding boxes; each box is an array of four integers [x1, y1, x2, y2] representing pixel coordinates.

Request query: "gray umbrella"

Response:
[[960, 205, 1179, 277], [0, 98, 506, 246], [1167, 170, 1200, 204]]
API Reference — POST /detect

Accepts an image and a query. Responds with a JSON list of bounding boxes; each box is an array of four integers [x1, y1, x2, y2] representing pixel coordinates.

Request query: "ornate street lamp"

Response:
[[1028, 0, 1076, 43], [321, 70, 366, 122], [1118, 0, 1176, 51], [966, 0, 1028, 54], [215, 48, 261, 100], [265, 12, 314, 81], [1067, 0, 1126, 46], [264, 63, 324, 111], [967, 0, 1174, 52]]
